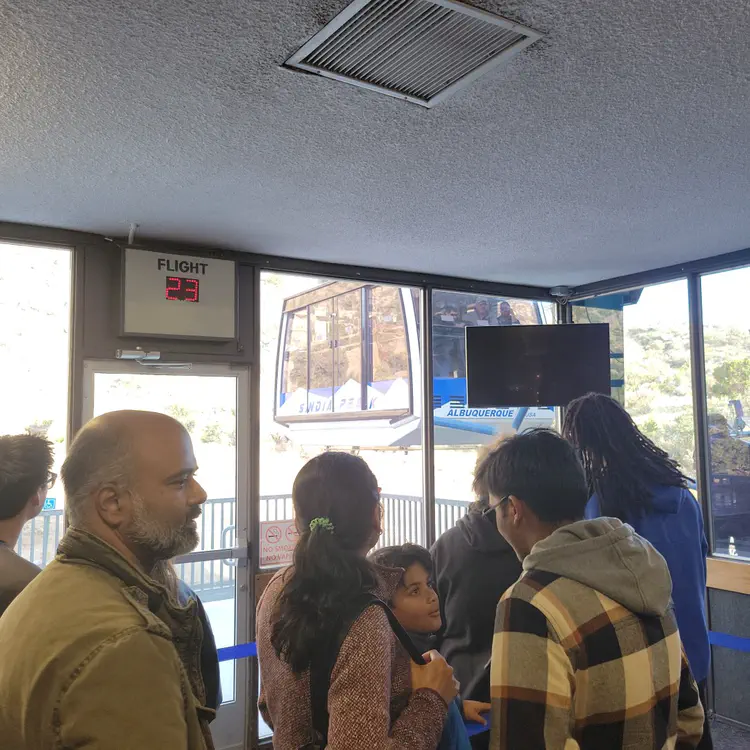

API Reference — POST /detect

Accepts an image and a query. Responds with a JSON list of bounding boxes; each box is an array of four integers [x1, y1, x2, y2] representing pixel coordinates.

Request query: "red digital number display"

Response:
[[165, 276, 200, 303]]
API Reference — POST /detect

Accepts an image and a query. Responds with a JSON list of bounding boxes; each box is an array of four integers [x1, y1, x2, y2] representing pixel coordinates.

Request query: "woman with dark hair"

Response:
[[564, 392, 712, 749], [256, 452, 455, 749]]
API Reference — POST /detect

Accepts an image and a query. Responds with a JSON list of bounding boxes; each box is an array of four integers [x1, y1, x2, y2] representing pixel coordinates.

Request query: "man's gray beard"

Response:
[[150, 559, 180, 598], [128, 492, 200, 561]]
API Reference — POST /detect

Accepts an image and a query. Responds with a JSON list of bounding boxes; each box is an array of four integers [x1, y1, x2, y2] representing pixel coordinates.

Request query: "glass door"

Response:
[[81, 361, 250, 750]]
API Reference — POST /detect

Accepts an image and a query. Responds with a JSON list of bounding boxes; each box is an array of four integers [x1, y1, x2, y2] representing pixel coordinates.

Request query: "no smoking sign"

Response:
[[265, 525, 282, 544], [260, 520, 299, 567]]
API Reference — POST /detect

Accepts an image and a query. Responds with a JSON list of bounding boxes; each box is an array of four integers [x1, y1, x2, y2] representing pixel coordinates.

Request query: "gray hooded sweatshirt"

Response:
[[489, 517, 705, 750], [523, 517, 673, 616]]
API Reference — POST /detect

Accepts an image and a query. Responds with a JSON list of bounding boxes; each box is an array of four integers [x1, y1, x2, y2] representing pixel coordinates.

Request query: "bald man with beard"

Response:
[[0, 411, 213, 750]]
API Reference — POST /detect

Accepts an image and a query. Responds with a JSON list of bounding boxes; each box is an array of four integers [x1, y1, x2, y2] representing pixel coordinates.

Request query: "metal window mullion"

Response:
[[421, 288, 436, 548], [361, 287, 370, 413], [556, 299, 572, 428], [688, 273, 712, 550], [687, 272, 715, 719]]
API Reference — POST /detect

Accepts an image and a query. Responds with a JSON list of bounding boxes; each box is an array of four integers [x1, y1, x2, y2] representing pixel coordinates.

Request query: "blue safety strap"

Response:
[[708, 631, 750, 653], [217, 631, 750, 662], [215, 630, 750, 737], [217, 642, 257, 661]]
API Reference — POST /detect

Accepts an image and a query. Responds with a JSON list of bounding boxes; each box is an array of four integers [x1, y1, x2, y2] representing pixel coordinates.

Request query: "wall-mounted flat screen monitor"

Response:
[[466, 323, 610, 407]]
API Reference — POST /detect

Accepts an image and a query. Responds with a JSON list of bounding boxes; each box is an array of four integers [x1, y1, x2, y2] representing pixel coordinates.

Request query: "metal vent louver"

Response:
[[285, 0, 542, 107]]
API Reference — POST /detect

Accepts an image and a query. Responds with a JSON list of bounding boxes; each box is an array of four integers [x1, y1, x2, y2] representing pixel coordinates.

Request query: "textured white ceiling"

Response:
[[2, 0, 750, 286]]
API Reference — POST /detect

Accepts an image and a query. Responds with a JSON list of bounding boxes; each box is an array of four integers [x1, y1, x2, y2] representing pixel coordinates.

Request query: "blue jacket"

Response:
[[438, 698, 472, 750], [585, 485, 710, 682], [406, 631, 473, 750]]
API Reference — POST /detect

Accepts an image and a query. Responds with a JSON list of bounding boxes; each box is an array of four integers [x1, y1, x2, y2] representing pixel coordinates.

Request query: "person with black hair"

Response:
[[0, 434, 54, 617], [430, 445, 521, 750], [369, 543, 492, 750], [477, 428, 704, 750], [496, 301, 520, 326], [564, 392, 712, 749], [256, 452, 456, 749]]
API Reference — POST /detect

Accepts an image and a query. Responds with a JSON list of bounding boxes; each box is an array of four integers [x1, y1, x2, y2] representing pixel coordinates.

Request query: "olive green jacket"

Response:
[[0, 528, 214, 750]]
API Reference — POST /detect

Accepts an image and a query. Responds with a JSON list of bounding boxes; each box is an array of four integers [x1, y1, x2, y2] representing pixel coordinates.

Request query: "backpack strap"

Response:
[[309, 594, 427, 746]]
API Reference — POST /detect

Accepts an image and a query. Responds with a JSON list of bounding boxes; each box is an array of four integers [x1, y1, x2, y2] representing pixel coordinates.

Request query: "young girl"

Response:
[[369, 543, 491, 749]]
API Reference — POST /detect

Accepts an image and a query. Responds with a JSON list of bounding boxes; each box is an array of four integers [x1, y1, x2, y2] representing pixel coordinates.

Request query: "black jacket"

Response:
[[177, 581, 222, 716], [431, 510, 522, 703]]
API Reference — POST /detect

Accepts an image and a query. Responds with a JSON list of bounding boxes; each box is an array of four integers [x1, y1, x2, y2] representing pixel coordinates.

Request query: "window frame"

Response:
[[568, 272, 750, 573]]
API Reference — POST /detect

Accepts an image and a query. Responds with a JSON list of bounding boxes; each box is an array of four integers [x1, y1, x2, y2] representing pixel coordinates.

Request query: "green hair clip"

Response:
[[309, 517, 335, 534]]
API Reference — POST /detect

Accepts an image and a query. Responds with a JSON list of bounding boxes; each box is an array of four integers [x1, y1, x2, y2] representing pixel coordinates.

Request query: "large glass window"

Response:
[[573, 281, 696, 478], [368, 286, 411, 411], [276, 282, 415, 420], [263, 272, 424, 548], [431, 291, 556, 537], [701, 267, 750, 559], [0, 243, 71, 568], [281, 310, 308, 400], [334, 290, 362, 412]]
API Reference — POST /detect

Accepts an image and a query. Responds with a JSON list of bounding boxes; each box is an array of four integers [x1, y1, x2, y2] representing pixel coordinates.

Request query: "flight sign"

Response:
[[122, 248, 236, 340]]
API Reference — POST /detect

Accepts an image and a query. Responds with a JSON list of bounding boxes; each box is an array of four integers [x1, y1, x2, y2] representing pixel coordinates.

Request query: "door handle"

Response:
[[222, 525, 237, 567], [173, 540, 249, 565]]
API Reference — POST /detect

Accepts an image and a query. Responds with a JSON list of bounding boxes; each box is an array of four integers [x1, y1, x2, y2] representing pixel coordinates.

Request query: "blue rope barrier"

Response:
[[709, 630, 750, 653], [219, 631, 750, 663], [216, 629, 750, 739], [217, 642, 257, 661]]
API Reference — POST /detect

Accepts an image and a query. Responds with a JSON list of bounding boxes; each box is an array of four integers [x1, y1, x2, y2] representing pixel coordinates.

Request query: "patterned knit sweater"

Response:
[[257, 565, 448, 749]]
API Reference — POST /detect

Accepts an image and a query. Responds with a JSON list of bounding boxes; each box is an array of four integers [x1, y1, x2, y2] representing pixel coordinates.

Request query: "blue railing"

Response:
[[19, 494, 471, 600]]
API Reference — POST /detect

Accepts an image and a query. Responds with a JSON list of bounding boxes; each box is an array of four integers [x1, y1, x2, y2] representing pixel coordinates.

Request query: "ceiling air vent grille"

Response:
[[285, 0, 542, 107]]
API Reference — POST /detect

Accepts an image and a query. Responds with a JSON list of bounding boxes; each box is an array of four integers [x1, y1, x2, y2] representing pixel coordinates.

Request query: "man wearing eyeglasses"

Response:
[[476, 429, 705, 750], [0, 434, 55, 617]]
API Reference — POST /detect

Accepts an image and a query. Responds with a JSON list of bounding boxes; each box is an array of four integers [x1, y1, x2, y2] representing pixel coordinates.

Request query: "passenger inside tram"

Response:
[[433, 300, 466, 378], [496, 301, 521, 326], [463, 297, 497, 327]]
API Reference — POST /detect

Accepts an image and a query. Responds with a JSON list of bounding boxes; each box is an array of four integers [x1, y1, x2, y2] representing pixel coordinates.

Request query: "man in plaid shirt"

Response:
[[477, 429, 704, 750]]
